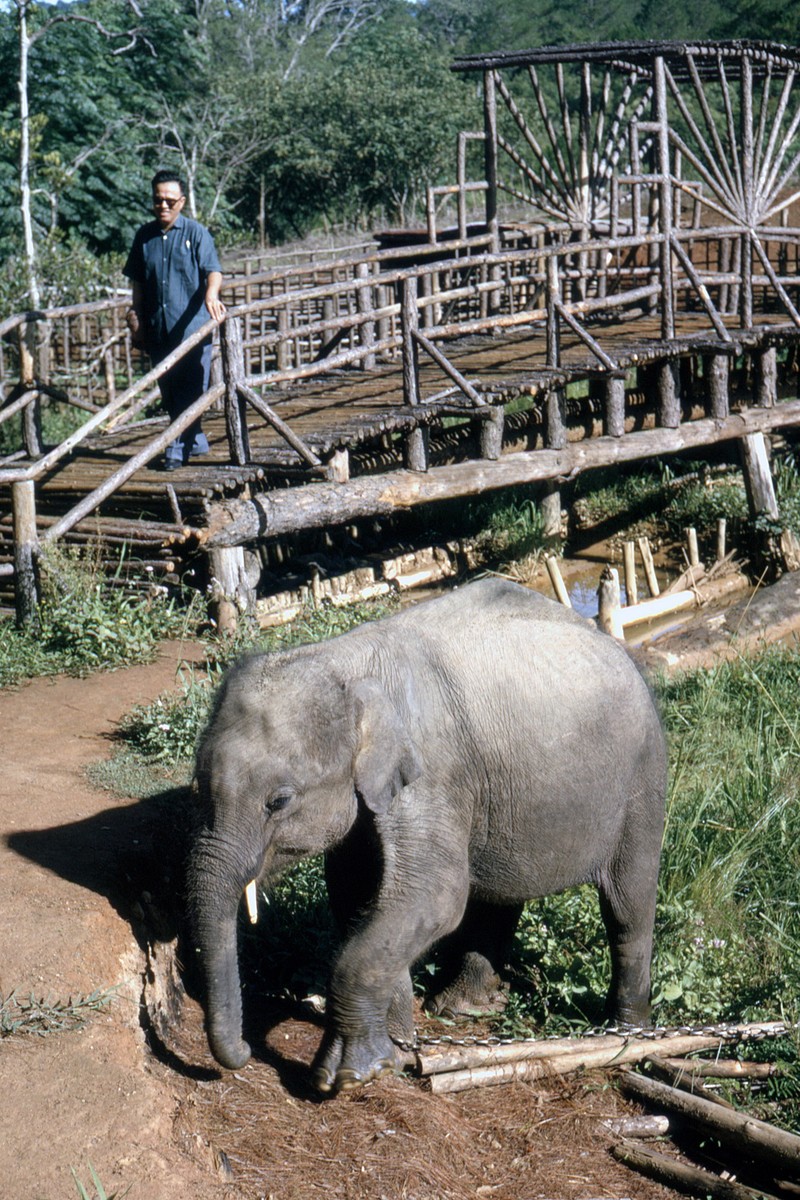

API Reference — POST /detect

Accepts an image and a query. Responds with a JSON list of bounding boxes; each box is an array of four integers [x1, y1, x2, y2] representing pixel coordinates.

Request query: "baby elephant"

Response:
[[188, 577, 666, 1094]]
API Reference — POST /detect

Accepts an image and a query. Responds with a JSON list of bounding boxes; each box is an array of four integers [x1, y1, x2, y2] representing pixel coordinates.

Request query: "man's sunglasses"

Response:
[[153, 197, 183, 209]]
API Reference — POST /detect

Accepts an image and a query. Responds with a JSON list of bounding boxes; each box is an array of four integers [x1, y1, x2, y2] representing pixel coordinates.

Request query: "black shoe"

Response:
[[162, 457, 182, 472]]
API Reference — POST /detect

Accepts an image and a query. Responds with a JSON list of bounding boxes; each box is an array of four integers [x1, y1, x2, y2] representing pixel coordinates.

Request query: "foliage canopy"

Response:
[[1, 0, 798, 301]]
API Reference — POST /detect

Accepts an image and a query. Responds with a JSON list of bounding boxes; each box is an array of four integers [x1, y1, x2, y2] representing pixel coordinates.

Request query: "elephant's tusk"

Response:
[[244, 879, 258, 924]]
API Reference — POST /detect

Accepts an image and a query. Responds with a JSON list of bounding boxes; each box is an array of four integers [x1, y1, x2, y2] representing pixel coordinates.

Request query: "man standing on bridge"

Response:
[[124, 170, 226, 470]]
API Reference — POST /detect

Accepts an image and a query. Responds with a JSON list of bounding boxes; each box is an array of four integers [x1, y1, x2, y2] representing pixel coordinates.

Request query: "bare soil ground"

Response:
[[5, 572, 800, 1200]]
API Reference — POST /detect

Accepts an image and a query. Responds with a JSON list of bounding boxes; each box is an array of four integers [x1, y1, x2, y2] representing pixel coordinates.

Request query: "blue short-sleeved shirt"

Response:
[[123, 214, 221, 352]]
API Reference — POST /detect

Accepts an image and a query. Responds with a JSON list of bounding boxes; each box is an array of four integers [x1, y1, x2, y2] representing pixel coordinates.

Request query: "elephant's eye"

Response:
[[265, 789, 293, 816]]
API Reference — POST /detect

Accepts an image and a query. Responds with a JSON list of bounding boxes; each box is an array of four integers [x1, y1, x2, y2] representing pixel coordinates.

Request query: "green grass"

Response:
[[571, 456, 751, 553], [0, 544, 202, 688], [71, 1162, 130, 1200]]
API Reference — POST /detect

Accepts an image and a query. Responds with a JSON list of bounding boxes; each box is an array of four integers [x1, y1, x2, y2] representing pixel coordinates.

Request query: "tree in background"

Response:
[[1, 0, 800, 310], [1, 0, 156, 307]]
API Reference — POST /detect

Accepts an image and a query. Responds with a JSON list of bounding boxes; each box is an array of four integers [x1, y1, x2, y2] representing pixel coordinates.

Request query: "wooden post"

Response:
[[604, 375, 626, 438], [326, 448, 350, 483], [623, 541, 638, 606], [755, 346, 777, 408], [706, 353, 730, 419], [483, 67, 499, 256], [740, 431, 779, 520], [638, 537, 660, 596], [654, 54, 675, 340], [208, 545, 254, 637], [12, 479, 39, 628], [19, 321, 42, 458], [543, 383, 565, 536], [357, 261, 376, 370], [545, 555, 570, 606], [400, 276, 421, 407], [657, 360, 681, 428], [400, 275, 427, 470], [546, 256, 560, 369], [480, 406, 504, 461], [597, 565, 624, 639], [277, 304, 290, 372], [716, 517, 727, 562], [220, 317, 250, 465], [685, 526, 700, 567]]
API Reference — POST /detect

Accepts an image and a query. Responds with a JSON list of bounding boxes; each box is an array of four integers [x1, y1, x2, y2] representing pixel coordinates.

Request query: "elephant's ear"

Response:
[[347, 678, 422, 815]]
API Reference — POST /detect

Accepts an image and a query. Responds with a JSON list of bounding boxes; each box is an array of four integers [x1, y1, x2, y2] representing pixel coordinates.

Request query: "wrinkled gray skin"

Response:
[[188, 578, 666, 1094]]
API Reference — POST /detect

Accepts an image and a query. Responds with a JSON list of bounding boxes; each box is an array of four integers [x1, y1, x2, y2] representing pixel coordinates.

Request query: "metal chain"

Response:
[[392, 1018, 794, 1054], [292, 993, 793, 1052]]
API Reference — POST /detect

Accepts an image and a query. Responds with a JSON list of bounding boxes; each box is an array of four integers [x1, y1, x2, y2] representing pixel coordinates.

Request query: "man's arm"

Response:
[[126, 279, 145, 346], [205, 271, 226, 323]]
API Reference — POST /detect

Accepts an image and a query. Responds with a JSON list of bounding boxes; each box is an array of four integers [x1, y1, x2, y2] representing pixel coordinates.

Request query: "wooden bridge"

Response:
[[4, 38, 800, 623]]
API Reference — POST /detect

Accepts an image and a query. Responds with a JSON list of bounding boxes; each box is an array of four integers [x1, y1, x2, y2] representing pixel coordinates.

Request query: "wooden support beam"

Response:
[[221, 317, 250, 465], [208, 545, 254, 637], [605, 375, 626, 438], [201, 398, 800, 547], [401, 275, 421, 408], [356, 262, 376, 371], [740, 431, 779, 520], [12, 479, 39, 628], [657, 360, 681, 428], [755, 346, 777, 408], [706, 353, 730, 419], [480, 406, 504, 460]]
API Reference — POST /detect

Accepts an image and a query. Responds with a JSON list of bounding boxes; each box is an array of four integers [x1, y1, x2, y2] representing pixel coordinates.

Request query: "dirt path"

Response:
[[0, 641, 227, 1200], [10, 590, 793, 1200]]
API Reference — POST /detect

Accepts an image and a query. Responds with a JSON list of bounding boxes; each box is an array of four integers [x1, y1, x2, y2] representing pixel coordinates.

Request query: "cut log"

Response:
[[663, 561, 706, 595], [198, 400, 800, 548], [423, 1027, 787, 1094], [619, 1069, 800, 1180], [654, 1057, 777, 1081], [604, 1114, 670, 1138], [612, 1138, 766, 1199], [597, 565, 623, 638]]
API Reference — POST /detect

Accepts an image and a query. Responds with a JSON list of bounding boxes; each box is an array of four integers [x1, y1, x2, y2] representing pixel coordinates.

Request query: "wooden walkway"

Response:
[[7, 39, 800, 617], [10, 307, 799, 570]]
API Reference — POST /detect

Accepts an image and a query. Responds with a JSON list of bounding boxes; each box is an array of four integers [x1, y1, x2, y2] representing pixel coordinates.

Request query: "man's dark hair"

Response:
[[151, 169, 186, 195]]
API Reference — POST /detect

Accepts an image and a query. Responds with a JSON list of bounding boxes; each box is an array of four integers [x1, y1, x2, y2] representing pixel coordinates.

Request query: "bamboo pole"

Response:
[[545, 555, 570, 606], [623, 541, 638, 605], [717, 517, 727, 562], [638, 537, 660, 596], [426, 1027, 785, 1095]]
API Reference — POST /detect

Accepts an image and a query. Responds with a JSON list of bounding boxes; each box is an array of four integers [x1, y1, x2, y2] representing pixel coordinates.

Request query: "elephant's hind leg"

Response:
[[429, 899, 523, 1018], [598, 880, 657, 1027]]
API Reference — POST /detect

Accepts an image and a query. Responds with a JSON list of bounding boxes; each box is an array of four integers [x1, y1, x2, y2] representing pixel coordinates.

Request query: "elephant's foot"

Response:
[[429, 951, 507, 1018], [312, 1028, 401, 1095]]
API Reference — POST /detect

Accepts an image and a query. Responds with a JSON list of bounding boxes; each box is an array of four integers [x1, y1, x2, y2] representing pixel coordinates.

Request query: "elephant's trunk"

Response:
[[188, 831, 254, 1070]]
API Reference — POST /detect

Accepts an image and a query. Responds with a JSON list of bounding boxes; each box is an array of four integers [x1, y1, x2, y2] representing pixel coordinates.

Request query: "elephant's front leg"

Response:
[[313, 880, 467, 1093]]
